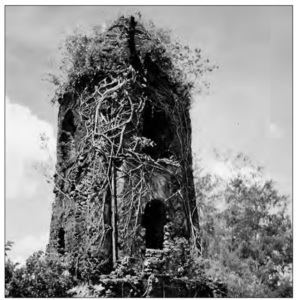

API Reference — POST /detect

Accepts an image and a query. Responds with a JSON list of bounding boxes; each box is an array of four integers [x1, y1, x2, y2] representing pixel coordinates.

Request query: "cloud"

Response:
[[199, 150, 268, 186], [8, 232, 49, 266], [208, 160, 233, 179], [6, 96, 56, 200]]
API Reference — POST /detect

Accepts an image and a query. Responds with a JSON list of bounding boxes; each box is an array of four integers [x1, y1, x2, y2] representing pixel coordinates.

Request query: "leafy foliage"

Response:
[[194, 153, 293, 297], [5, 241, 13, 256], [47, 14, 213, 272], [47, 14, 216, 106], [6, 154, 292, 297], [5, 251, 77, 298], [8, 13, 291, 298]]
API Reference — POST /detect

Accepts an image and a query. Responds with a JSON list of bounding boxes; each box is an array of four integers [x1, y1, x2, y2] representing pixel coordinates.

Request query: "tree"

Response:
[[193, 153, 292, 297], [47, 14, 216, 106], [5, 249, 77, 298]]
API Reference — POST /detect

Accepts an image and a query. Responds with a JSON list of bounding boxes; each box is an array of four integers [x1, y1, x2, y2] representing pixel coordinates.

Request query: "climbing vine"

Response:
[[48, 15, 216, 277]]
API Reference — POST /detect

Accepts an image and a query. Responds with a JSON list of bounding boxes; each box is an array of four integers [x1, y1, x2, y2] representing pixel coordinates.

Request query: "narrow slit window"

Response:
[[57, 228, 65, 255], [59, 110, 76, 162]]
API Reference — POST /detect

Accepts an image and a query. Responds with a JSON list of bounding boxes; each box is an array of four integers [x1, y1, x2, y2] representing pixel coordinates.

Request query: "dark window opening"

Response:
[[62, 110, 76, 134], [142, 103, 174, 159], [142, 199, 167, 249], [59, 110, 76, 162], [57, 228, 65, 255]]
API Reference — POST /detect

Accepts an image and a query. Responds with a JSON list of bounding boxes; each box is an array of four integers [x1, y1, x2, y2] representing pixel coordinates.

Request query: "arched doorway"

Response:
[[142, 199, 167, 249]]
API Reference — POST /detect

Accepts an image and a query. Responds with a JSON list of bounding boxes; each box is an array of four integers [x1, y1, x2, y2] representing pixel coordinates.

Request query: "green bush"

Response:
[[5, 251, 77, 298], [194, 154, 293, 297]]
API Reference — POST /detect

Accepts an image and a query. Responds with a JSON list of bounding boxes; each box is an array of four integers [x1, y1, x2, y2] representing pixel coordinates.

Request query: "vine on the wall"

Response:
[[48, 15, 216, 277]]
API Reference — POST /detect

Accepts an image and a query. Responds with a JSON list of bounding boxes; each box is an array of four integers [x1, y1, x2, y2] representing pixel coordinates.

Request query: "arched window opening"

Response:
[[59, 110, 76, 162], [142, 199, 167, 249], [141, 103, 174, 159], [57, 228, 65, 255]]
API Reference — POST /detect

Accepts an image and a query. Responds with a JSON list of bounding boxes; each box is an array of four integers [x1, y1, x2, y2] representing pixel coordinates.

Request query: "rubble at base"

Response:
[[68, 272, 221, 298], [68, 225, 227, 298]]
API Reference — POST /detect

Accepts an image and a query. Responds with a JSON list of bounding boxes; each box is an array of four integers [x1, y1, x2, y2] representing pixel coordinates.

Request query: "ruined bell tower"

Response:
[[47, 15, 200, 279]]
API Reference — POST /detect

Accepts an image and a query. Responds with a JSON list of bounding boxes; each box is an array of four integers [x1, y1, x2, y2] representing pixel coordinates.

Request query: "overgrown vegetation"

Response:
[[5, 250, 77, 297], [193, 153, 292, 297], [5, 154, 292, 297], [48, 14, 215, 106], [5, 14, 292, 297], [47, 13, 216, 275]]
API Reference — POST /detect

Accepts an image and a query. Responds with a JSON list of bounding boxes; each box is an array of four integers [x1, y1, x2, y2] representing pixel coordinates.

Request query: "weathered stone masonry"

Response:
[[46, 16, 217, 296]]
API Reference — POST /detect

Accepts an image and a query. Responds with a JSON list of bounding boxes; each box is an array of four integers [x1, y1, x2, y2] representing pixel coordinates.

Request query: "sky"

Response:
[[5, 5, 292, 263]]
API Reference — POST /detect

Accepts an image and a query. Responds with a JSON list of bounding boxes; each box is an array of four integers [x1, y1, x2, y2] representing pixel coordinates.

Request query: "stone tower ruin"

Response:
[[47, 15, 200, 280]]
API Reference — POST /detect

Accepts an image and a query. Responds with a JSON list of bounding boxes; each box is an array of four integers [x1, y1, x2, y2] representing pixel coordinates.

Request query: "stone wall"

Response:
[[47, 16, 199, 280]]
